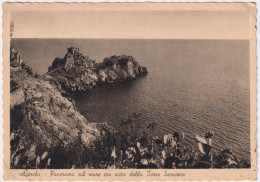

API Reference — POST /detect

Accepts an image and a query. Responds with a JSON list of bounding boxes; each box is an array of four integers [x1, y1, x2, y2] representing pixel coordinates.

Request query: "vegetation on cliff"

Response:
[[10, 47, 249, 169], [45, 47, 148, 92], [10, 48, 100, 169], [38, 113, 250, 169]]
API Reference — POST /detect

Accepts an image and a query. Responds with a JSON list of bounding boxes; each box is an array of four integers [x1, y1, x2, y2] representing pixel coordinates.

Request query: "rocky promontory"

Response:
[[45, 47, 148, 92]]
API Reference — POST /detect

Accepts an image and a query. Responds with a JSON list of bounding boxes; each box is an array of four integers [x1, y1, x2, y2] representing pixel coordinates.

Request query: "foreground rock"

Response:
[[10, 49, 100, 169], [45, 47, 148, 92]]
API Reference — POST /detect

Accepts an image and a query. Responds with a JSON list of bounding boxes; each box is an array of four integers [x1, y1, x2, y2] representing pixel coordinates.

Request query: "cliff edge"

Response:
[[10, 48, 100, 169]]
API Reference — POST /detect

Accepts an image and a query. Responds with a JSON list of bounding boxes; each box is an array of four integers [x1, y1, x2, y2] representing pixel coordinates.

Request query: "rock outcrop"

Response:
[[10, 87, 24, 109], [45, 47, 148, 92], [10, 48, 100, 169], [10, 46, 23, 68]]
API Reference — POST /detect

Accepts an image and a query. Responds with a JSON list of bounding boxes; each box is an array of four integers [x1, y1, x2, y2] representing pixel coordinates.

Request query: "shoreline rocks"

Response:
[[45, 47, 148, 92]]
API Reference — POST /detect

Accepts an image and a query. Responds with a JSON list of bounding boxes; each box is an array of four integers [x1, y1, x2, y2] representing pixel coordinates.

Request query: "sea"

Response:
[[11, 39, 250, 161]]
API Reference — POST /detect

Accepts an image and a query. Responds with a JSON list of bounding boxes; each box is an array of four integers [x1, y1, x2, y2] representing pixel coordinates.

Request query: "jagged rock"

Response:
[[45, 47, 148, 92]]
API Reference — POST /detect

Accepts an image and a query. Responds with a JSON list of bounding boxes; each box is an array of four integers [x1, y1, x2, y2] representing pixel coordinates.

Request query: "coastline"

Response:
[[10, 46, 250, 169], [10, 47, 148, 168]]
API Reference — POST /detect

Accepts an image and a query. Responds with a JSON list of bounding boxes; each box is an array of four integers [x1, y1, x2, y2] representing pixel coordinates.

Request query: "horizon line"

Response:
[[11, 38, 250, 41]]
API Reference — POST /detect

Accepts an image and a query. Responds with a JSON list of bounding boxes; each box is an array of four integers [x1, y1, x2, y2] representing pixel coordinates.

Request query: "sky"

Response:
[[11, 9, 251, 39]]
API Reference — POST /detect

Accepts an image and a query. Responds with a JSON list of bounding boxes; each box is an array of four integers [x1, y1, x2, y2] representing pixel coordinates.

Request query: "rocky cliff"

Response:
[[10, 48, 100, 169], [45, 47, 148, 92]]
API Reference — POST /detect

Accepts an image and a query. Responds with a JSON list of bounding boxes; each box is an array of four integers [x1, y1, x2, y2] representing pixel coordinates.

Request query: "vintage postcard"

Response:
[[2, 2, 257, 181]]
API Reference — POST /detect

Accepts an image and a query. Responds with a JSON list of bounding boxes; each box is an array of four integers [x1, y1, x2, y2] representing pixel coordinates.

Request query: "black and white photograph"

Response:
[[3, 2, 257, 181]]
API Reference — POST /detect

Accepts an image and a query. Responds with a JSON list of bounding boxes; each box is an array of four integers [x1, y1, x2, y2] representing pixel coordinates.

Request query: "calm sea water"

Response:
[[11, 39, 250, 161]]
